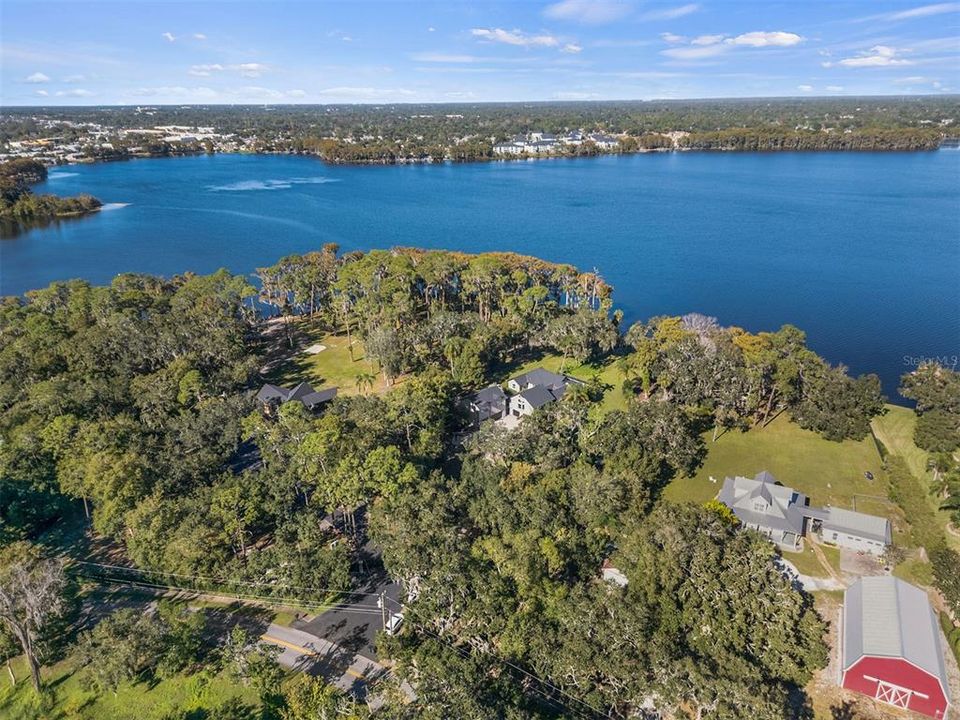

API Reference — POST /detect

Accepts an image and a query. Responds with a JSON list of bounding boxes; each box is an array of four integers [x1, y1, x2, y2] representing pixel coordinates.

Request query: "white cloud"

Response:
[[471, 27, 563, 48], [286, 89, 307, 98], [188, 63, 224, 77], [543, 0, 632, 25], [727, 31, 803, 47], [35, 89, 49, 96], [411, 52, 478, 63], [24, 71, 50, 83], [562, 43, 583, 53], [660, 32, 686, 44], [235, 62, 267, 77], [55, 88, 94, 97], [638, 3, 700, 21], [661, 29, 803, 60], [826, 45, 913, 68], [691, 34, 725, 46], [62, 74, 86, 82], [826, 85, 844, 91], [797, 84, 813, 92], [162, 32, 176, 43], [193, 33, 207, 40], [662, 43, 727, 59], [859, 2, 960, 22], [428, 27, 436, 32]]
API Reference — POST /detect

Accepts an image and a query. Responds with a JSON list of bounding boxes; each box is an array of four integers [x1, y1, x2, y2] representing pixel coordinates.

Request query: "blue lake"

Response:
[[3, 151, 959, 398]]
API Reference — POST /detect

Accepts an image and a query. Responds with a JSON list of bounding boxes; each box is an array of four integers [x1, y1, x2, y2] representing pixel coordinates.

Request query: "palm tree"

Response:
[[356, 371, 376, 396]]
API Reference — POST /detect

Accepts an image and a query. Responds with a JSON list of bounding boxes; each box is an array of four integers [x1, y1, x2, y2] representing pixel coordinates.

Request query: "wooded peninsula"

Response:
[[0, 159, 101, 230], [3, 246, 959, 719]]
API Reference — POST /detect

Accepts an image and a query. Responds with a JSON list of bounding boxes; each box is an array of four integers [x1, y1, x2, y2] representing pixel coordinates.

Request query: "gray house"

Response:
[[718, 471, 891, 554], [463, 385, 508, 425], [256, 382, 337, 413], [507, 368, 582, 417]]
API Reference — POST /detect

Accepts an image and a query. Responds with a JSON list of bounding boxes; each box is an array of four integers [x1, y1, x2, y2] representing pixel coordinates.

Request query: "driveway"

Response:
[[261, 622, 388, 699]]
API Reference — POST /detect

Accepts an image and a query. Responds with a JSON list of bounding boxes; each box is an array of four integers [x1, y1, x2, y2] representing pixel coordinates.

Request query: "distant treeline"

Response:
[[680, 127, 943, 152], [0, 158, 101, 228]]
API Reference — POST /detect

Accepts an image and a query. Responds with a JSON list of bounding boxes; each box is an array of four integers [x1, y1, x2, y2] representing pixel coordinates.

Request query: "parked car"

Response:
[[386, 612, 405, 636]]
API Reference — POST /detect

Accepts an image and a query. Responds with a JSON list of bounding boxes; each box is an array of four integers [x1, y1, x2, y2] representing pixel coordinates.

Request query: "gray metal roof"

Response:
[[717, 472, 807, 536], [510, 367, 576, 391], [256, 384, 288, 403], [844, 577, 950, 700], [822, 507, 891, 544]]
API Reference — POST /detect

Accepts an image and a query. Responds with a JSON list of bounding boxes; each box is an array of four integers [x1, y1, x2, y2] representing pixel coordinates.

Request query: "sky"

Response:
[[2, 0, 959, 105]]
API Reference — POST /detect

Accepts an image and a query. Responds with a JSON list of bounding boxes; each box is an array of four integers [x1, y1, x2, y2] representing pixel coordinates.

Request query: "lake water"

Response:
[[3, 151, 959, 398]]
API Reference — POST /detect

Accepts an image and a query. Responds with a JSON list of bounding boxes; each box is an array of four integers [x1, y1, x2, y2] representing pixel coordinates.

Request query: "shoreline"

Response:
[[40, 141, 949, 172]]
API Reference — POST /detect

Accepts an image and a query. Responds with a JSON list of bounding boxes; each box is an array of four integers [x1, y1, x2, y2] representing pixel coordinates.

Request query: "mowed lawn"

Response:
[[0, 655, 261, 720], [663, 413, 887, 510], [265, 321, 392, 397]]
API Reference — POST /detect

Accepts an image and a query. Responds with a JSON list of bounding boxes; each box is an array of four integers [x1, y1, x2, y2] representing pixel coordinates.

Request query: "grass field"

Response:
[[0, 656, 261, 720], [264, 320, 394, 397], [663, 413, 886, 509], [782, 543, 841, 578]]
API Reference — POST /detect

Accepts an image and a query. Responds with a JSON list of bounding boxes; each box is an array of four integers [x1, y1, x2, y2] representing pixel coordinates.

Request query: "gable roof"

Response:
[[519, 384, 558, 409], [510, 367, 569, 390], [844, 577, 950, 699], [256, 384, 289, 403], [717, 471, 807, 536], [471, 385, 507, 407], [822, 507, 891, 544], [301, 387, 338, 407]]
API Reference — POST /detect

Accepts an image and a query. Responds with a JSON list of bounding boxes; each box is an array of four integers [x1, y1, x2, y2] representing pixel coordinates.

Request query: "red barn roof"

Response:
[[842, 576, 951, 718]]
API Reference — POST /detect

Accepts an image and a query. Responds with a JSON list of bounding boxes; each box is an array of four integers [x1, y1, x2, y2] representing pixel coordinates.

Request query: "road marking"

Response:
[[261, 633, 368, 679]]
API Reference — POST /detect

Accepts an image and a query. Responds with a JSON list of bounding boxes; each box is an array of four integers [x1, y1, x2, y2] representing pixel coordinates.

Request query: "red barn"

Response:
[[841, 576, 952, 718]]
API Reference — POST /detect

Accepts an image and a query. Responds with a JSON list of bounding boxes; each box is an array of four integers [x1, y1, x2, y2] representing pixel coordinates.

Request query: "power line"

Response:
[[73, 562, 614, 719]]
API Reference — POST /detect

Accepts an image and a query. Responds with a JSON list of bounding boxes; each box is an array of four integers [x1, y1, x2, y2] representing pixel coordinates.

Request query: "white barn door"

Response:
[[875, 680, 911, 708]]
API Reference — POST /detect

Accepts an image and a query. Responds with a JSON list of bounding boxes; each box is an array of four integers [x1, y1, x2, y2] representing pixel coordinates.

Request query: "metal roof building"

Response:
[[842, 576, 951, 718]]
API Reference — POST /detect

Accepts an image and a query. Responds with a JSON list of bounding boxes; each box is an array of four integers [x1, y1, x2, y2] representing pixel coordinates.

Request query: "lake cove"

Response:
[[3, 150, 959, 397]]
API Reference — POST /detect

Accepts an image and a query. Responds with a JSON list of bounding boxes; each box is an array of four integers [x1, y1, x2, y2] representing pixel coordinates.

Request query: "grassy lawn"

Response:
[[663, 413, 886, 509], [498, 352, 630, 415], [264, 319, 392, 397], [781, 543, 840, 578], [0, 656, 261, 720], [871, 404, 960, 552]]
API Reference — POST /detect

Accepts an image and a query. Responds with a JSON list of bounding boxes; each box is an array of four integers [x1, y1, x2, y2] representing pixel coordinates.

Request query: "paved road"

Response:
[[261, 622, 389, 698]]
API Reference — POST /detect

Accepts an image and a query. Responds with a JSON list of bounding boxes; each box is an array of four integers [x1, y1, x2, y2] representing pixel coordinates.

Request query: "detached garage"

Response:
[[841, 576, 952, 719]]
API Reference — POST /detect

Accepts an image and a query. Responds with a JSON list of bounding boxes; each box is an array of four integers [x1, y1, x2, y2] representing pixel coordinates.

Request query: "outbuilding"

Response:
[[841, 576, 951, 718]]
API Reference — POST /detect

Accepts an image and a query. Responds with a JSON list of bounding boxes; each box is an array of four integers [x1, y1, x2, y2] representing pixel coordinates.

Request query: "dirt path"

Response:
[[809, 539, 844, 585]]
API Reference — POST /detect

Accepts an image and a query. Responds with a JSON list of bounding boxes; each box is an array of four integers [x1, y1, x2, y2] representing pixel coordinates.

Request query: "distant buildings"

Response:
[[841, 576, 951, 718], [718, 471, 891, 554], [493, 131, 620, 157]]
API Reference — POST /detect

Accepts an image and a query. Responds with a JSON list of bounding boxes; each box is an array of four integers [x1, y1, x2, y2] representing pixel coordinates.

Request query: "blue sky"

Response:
[[2, 1, 959, 105]]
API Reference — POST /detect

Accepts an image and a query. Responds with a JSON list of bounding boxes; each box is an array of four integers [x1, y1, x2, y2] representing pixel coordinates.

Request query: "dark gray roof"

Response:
[[472, 385, 507, 406], [844, 577, 950, 699], [301, 387, 338, 407], [257, 381, 336, 409], [511, 367, 568, 390], [256, 384, 289, 403], [519, 385, 558, 409]]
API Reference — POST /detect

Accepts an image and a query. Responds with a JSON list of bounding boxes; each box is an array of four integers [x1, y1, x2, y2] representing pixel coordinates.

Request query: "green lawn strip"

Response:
[[263, 320, 386, 397], [663, 413, 885, 508], [0, 655, 261, 720], [871, 404, 960, 552]]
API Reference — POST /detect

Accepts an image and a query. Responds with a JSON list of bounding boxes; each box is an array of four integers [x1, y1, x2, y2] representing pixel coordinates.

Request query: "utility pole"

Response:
[[378, 590, 387, 631]]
